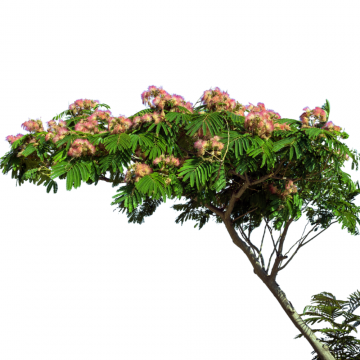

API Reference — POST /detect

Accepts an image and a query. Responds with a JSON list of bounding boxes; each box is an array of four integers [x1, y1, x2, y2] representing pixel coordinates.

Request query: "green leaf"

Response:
[[66, 168, 74, 191], [104, 133, 131, 154], [50, 162, 68, 180], [73, 164, 81, 189], [178, 158, 212, 190], [185, 112, 224, 137], [135, 173, 167, 200], [46, 180, 58, 194], [21, 144, 37, 157], [273, 137, 296, 152]]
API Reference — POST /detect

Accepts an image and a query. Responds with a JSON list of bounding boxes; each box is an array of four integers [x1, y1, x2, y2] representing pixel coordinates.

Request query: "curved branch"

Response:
[[232, 207, 258, 223], [99, 175, 113, 183]]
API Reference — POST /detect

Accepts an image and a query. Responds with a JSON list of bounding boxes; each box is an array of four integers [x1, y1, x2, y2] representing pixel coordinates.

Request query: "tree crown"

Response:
[[2, 86, 360, 236]]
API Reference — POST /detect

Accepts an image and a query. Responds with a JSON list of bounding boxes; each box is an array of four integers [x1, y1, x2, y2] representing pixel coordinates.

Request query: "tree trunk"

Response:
[[223, 219, 336, 360]]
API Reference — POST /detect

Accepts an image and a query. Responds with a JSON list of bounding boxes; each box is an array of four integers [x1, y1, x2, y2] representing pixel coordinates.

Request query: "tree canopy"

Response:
[[2, 86, 360, 238]]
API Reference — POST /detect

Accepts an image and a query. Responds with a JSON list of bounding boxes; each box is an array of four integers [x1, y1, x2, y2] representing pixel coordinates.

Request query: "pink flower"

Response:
[[152, 112, 162, 124], [257, 102, 265, 111], [6, 134, 24, 144], [21, 119, 44, 132], [153, 96, 161, 106], [194, 139, 206, 150], [141, 113, 152, 122], [132, 116, 142, 127], [153, 157, 162, 165], [268, 184, 278, 194], [135, 163, 153, 177], [75, 99, 84, 108]]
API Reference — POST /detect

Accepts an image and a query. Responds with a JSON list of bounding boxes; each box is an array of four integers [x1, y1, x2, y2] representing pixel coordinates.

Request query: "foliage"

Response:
[[295, 290, 360, 359]]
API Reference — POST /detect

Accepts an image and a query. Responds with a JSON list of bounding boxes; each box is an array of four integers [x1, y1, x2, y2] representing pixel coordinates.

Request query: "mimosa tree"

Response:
[[2, 86, 360, 360]]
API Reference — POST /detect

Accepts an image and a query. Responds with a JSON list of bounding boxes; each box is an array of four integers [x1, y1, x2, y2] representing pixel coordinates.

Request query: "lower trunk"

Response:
[[223, 220, 336, 360]]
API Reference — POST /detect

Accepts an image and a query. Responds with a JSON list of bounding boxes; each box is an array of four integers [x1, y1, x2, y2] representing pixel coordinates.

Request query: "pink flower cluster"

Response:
[[6, 133, 24, 145], [107, 115, 132, 135], [75, 110, 111, 134], [194, 135, 224, 156], [21, 119, 44, 133], [141, 85, 194, 114], [244, 103, 286, 140], [69, 99, 100, 116], [45, 120, 70, 144], [201, 87, 246, 115], [321, 121, 342, 132], [132, 111, 166, 127], [300, 106, 342, 133], [300, 107, 326, 127], [125, 162, 153, 183], [67, 139, 96, 158], [268, 180, 298, 199], [153, 154, 181, 167]]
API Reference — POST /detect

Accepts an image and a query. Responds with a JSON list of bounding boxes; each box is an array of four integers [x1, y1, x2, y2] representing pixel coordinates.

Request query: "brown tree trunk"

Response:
[[223, 219, 336, 360]]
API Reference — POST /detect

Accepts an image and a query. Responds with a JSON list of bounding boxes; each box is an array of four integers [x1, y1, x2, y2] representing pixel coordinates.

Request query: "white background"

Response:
[[1, 1, 360, 359]]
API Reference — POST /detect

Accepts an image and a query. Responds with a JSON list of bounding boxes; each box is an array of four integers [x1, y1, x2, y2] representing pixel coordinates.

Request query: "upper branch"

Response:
[[192, 196, 225, 220], [268, 217, 293, 283], [277, 220, 338, 271]]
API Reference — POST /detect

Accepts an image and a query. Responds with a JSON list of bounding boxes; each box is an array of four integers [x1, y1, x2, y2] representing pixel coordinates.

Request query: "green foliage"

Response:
[[126, 197, 164, 224], [104, 133, 131, 154], [322, 99, 331, 120], [178, 158, 214, 190], [185, 112, 224, 137], [172, 199, 214, 230], [135, 173, 169, 200], [295, 291, 360, 360], [111, 183, 144, 214], [1, 97, 360, 238]]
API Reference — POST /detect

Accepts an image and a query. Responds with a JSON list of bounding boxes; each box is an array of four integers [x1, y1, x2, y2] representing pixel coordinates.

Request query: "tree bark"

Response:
[[223, 219, 336, 360]]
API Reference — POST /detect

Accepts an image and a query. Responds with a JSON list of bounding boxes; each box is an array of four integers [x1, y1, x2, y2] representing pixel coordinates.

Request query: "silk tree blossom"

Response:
[[141, 113, 152, 122], [245, 110, 276, 140], [322, 121, 342, 132], [108, 116, 133, 135], [243, 102, 286, 140], [268, 180, 298, 200], [5, 133, 24, 145], [210, 136, 224, 150], [69, 98, 99, 116], [67, 139, 96, 158], [299, 106, 327, 129], [125, 162, 153, 183], [194, 136, 224, 156], [132, 116, 142, 128], [194, 139, 208, 155], [153, 154, 181, 167], [274, 123, 291, 131], [141, 85, 194, 114], [75, 117, 100, 134], [200, 87, 245, 114], [21, 119, 44, 133], [45, 119, 70, 143], [151, 112, 164, 124]]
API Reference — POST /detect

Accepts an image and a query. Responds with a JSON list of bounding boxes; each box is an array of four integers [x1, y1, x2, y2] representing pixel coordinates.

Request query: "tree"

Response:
[[1, 86, 360, 360]]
